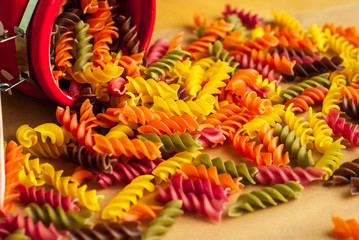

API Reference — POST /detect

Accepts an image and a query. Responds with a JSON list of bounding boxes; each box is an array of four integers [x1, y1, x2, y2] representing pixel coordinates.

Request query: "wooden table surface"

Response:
[[2, 1, 359, 239]]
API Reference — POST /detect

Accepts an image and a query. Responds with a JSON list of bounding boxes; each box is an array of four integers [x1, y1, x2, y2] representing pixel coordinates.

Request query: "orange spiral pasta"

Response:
[[248, 49, 295, 75], [70, 166, 95, 184], [93, 134, 162, 160], [81, 0, 99, 14], [284, 86, 329, 112], [95, 101, 174, 128], [121, 203, 163, 222], [222, 30, 245, 50], [185, 19, 234, 60], [331, 216, 359, 240], [229, 33, 279, 55], [177, 162, 244, 194], [238, 91, 273, 115], [341, 85, 359, 103], [54, 30, 75, 72], [193, 12, 210, 29], [323, 23, 359, 47], [92, 20, 119, 63], [167, 32, 184, 54], [86, 0, 112, 35], [51, 65, 66, 85], [115, 53, 144, 78], [1, 141, 25, 214], [225, 69, 259, 96], [137, 115, 199, 135]]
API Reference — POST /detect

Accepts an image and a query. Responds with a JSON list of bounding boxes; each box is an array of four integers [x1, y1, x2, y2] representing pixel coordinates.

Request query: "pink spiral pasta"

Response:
[[191, 125, 226, 147], [145, 38, 169, 66]]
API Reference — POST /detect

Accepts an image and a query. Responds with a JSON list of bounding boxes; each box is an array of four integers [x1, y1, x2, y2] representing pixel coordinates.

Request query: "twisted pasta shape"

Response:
[[178, 162, 243, 193], [54, 30, 74, 72], [17, 184, 79, 213], [74, 21, 93, 73], [182, 64, 206, 100], [208, 41, 239, 73], [243, 104, 285, 138], [141, 200, 183, 240], [155, 173, 229, 221], [342, 85, 359, 103], [223, 4, 263, 28], [327, 33, 358, 60], [326, 158, 359, 186], [230, 34, 280, 57], [18, 154, 44, 188], [137, 114, 199, 135], [0, 211, 65, 240], [284, 104, 315, 148], [228, 181, 303, 216], [41, 163, 104, 211], [304, 24, 331, 53], [308, 107, 333, 154], [80, 0, 99, 14], [93, 134, 162, 160], [146, 38, 169, 66], [238, 91, 273, 115], [138, 132, 203, 153], [152, 151, 201, 183], [341, 96, 359, 119], [331, 216, 359, 240], [323, 108, 359, 146], [322, 81, 343, 115], [315, 138, 345, 180], [125, 76, 179, 105], [25, 203, 93, 230], [2, 229, 30, 240], [193, 153, 258, 184], [97, 159, 163, 187], [271, 11, 302, 32], [86, 0, 111, 34], [120, 203, 163, 222], [255, 74, 283, 103], [114, 15, 141, 55], [284, 86, 328, 112], [92, 20, 119, 62], [144, 46, 190, 80], [69, 222, 141, 240], [255, 165, 325, 186], [101, 175, 155, 222], [280, 73, 330, 102]]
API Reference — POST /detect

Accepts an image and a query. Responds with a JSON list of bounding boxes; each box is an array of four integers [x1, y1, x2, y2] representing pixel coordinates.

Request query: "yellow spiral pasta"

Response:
[[243, 104, 285, 139], [322, 82, 342, 115], [271, 10, 302, 32], [308, 107, 333, 154], [193, 57, 216, 70], [330, 59, 359, 84], [18, 153, 45, 187], [125, 76, 180, 105], [150, 95, 216, 119], [167, 59, 192, 80], [41, 163, 104, 211], [255, 75, 283, 104], [105, 123, 136, 139], [92, 82, 110, 101], [101, 174, 155, 222], [183, 64, 206, 100], [152, 151, 201, 183], [284, 104, 314, 149], [327, 33, 358, 61], [304, 24, 331, 53]]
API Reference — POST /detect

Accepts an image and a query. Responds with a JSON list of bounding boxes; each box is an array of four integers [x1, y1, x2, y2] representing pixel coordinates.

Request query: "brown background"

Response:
[[3, 0, 359, 239]]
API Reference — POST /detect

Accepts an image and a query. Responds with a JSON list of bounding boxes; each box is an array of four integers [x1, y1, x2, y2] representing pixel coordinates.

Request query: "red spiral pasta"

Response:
[[137, 115, 199, 135], [17, 184, 79, 213], [191, 125, 226, 147], [284, 86, 329, 112]]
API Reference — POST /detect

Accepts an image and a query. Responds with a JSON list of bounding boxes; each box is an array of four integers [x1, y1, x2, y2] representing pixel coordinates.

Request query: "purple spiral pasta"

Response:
[[234, 54, 282, 83], [0, 211, 66, 240], [17, 184, 79, 213], [155, 173, 229, 221], [191, 125, 226, 147], [323, 108, 359, 146], [146, 38, 169, 66], [222, 4, 263, 28], [97, 158, 164, 188], [326, 158, 359, 185], [255, 165, 325, 186]]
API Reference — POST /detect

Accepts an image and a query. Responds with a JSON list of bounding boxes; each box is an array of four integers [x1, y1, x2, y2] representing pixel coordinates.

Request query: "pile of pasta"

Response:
[[2, 1, 359, 239]]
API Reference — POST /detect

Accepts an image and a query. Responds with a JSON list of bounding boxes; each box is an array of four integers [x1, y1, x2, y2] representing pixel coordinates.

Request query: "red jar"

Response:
[[0, 0, 156, 105]]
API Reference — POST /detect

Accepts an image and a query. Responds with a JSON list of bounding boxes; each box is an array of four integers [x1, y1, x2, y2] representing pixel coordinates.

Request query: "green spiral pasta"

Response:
[[225, 14, 248, 35], [141, 200, 184, 240], [228, 181, 304, 217], [4, 229, 30, 240], [273, 123, 314, 168], [193, 153, 258, 184], [138, 132, 203, 153], [315, 138, 345, 180], [279, 74, 330, 102], [145, 46, 191, 80], [24, 203, 93, 230], [208, 41, 239, 74], [74, 20, 93, 73]]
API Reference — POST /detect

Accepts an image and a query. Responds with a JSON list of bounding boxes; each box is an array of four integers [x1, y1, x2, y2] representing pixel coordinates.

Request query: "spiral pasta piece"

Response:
[[138, 132, 203, 153], [331, 216, 359, 240], [304, 24, 331, 53], [208, 41, 239, 73], [178, 162, 243, 193], [141, 200, 183, 240], [284, 86, 328, 112], [86, 0, 111, 34], [101, 175, 155, 222], [341, 96, 359, 119], [315, 138, 345, 180], [228, 181, 303, 217], [73, 21, 93, 73], [255, 165, 325, 186], [271, 11, 302, 32], [308, 107, 333, 154], [238, 91, 273, 115], [68, 222, 141, 240], [92, 20, 119, 62], [80, 0, 99, 14], [41, 163, 104, 211], [193, 153, 258, 184], [223, 4, 263, 28], [326, 158, 359, 186], [342, 85, 359, 103], [3, 229, 30, 240], [144, 46, 190, 80], [327, 33, 358, 61], [54, 30, 75, 72], [114, 15, 142, 55], [18, 153, 44, 188], [25, 203, 93, 230], [146, 38, 169, 66], [243, 104, 285, 138]]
